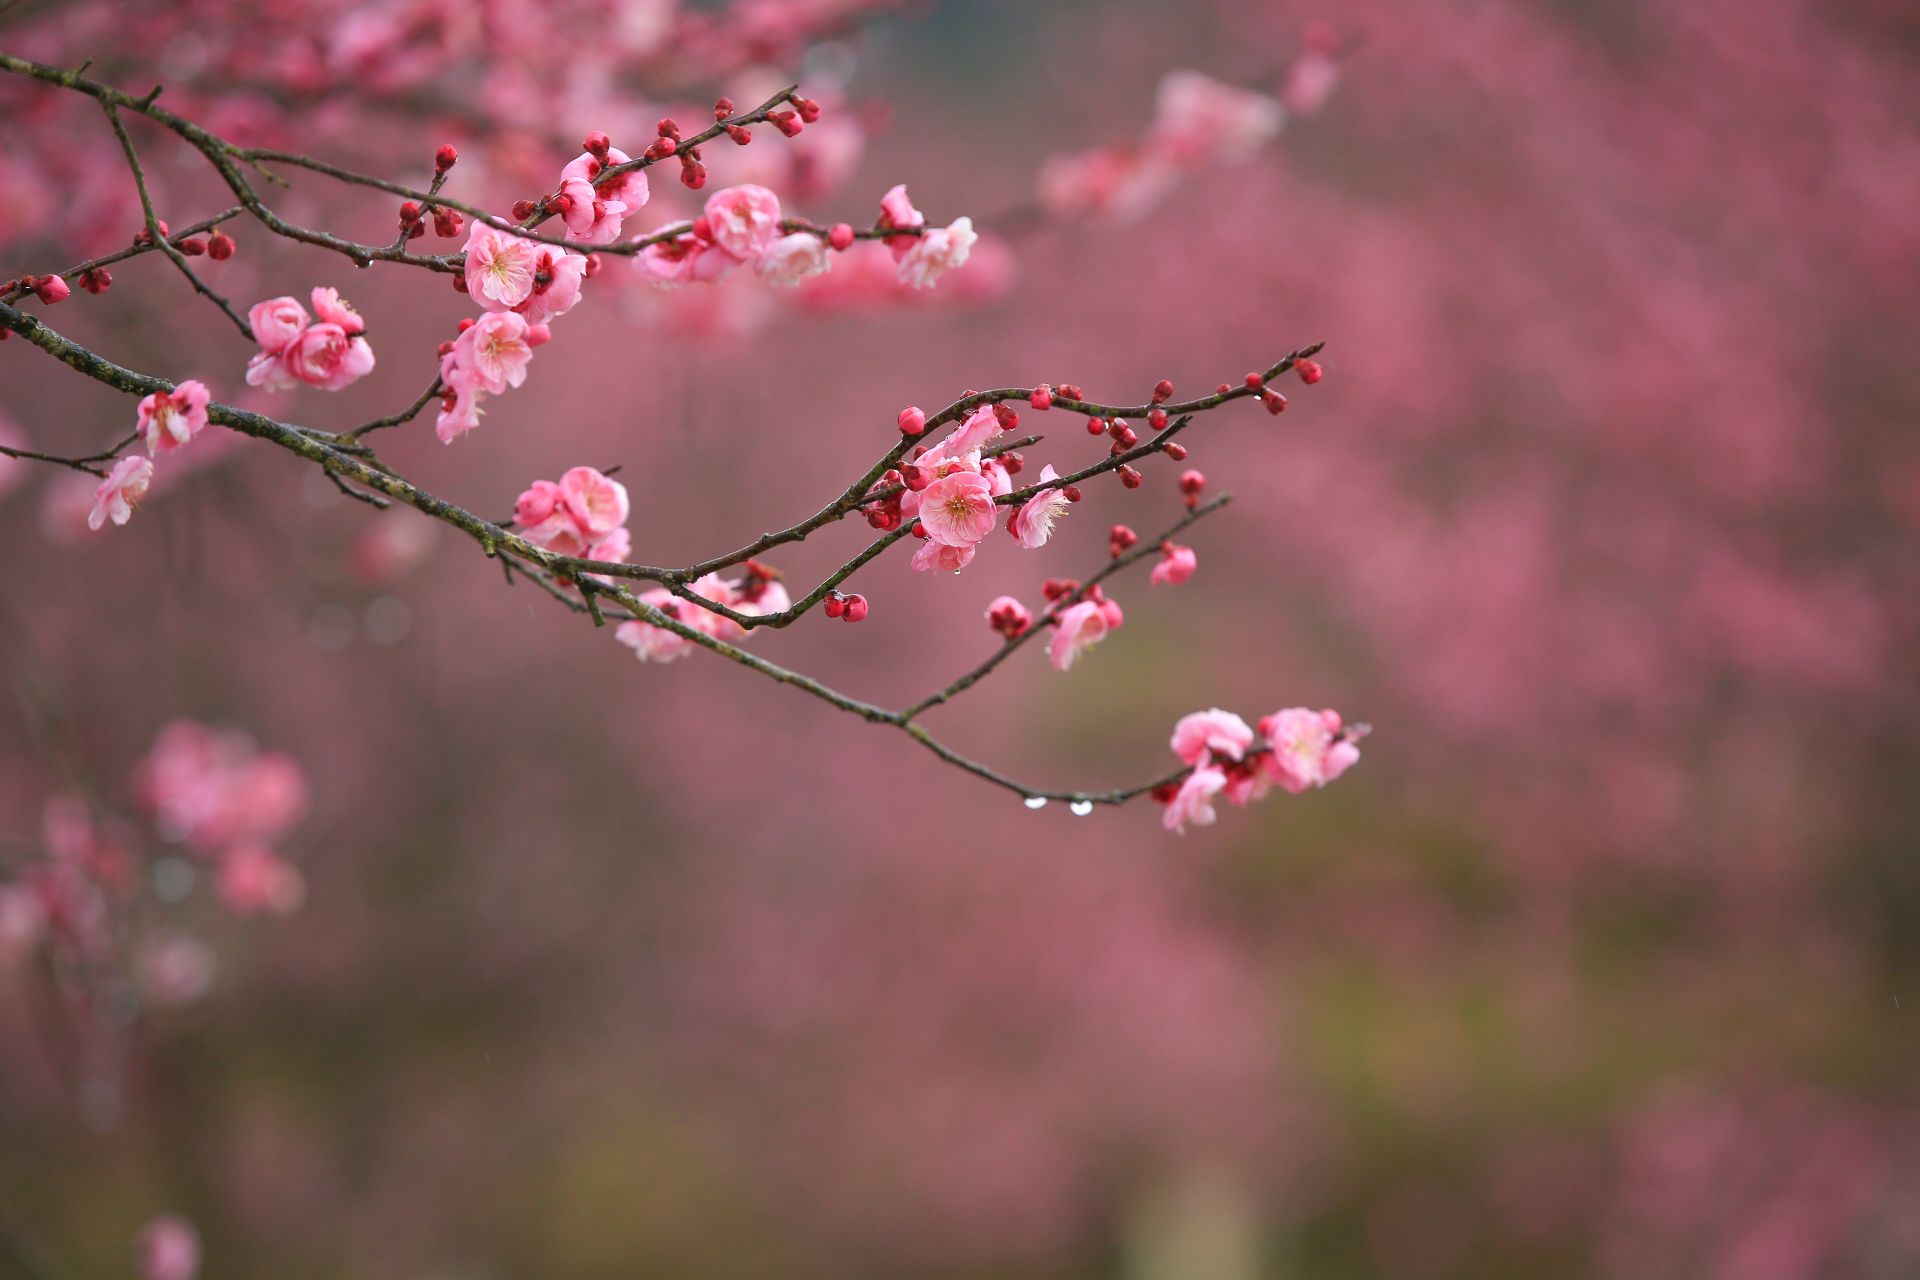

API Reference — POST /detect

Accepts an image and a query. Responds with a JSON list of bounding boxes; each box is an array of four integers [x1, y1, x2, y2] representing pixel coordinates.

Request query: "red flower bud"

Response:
[[435, 143, 459, 172], [828, 223, 854, 251], [1117, 465, 1143, 489], [1029, 385, 1053, 410], [399, 200, 422, 226], [824, 591, 846, 618], [897, 405, 927, 436], [1062, 484, 1083, 503], [1295, 358, 1324, 384], [770, 110, 803, 138], [1163, 441, 1189, 461], [433, 208, 463, 237], [797, 97, 823, 123], [1152, 378, 1174, 403], [842, 594, 870, 623], [713, 97, 735, 120], [1263, 389, 1288, 414], [511, 199, 538, 221], [583, 131, 611, 157], [1086, 416, 1106, 436], [30, 274, 69, 303], [725, 124, 752, 145], [1147, 406, 1167, 429], [177, 237, 207, 256], [207, 229, 236, 259]]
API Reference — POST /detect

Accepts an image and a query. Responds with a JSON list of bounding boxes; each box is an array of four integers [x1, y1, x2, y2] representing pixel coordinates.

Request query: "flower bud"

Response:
[[1152, 378, 1174, 402], [511, 199, 538, 221], [207, 229, 236, 259], [1029, 385, 1053, 410], [1117, 465, 1143, 489], [828, 223, 854, 251], [1296, 358, 1324, 384], [31, 273, 70, 303], [435, 143, 459, 172], [177, 237, 207, 256], [842, 594, 870, 623], [897, 406, 927, 436]]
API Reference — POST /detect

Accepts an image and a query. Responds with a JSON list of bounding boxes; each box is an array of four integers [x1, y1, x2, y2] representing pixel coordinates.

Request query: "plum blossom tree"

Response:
[[0, 45, 1361, 830]]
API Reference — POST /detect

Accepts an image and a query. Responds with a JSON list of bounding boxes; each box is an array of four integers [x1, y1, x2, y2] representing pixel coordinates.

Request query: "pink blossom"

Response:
[[635, 230, 739, 287], [1162, 765, 1228, 834], [558, 148, 647, 244], [704, 184, 783, 261], [911, 540, 977, 574], [584, 526, 630, 565], [1149, 71, 1285, 165], [515, 479, 563, 526], [434, 351, 484, 444], [309, 285, 366, 333], [617, 595, 697, 663], [137, 379, 211, 456], [755, 231, 831, 286], [247, 295, 309, 353], [455, 310, 533, 394], [736, 579, 792, 619], [463, 221, 543, 309], [283, 320, 376, 391], [215, 843, 306, 915], [896, 216, 977, 289], [1012, 465, 1072, 548], [88, 455, 153, 530], [559, 465, 629, 537], [877, 183, 925, 259], [1170, 709, 1256, 765], [1047, 598, 1118, 671], [937, 404, 1004, 462], [1150, 542, 1198, 585], [1281, 51, 1342, 116], [515, 249, 588, 324], [1259, 707, 1361, 793], [136, 721, 309, 853], [135, 1215, 201, 1280], [520, 511, 590, 557], [917, 470, 996, 547]]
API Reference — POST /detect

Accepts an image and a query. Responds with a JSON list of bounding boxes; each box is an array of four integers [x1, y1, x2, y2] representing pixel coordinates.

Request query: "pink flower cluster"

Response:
[[1158, 707, 1363, 833], [135, 720, 310, 914], [615, 562, 792, 663], [637, 184, 973, 292], [1047, 589, 1125, 671], [514, 465, 631, 566], [244, 287, 375, 392], [556, 145, 649, 245], [88, 378, 215, 532], [445, 223, 591, 442], [879, 403, 1029, 575], [1038, 70, 1289, 221]]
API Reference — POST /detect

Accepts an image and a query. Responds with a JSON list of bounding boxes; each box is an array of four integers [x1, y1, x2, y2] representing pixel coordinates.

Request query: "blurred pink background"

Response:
[[3, 0, 1919, 1276]]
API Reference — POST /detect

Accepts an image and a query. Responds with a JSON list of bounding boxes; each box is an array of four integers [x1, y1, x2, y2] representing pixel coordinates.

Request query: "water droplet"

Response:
[[1070, 799, 1094, 816], [1023, 796, 1048, 810]]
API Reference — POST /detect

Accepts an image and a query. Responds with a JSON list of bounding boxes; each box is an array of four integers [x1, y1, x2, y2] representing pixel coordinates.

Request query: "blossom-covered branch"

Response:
[[0, 50, 1362, 830]]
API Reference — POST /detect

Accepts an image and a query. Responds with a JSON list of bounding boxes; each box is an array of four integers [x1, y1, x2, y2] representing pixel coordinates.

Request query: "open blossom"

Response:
[[1012, 465, 1072, 549], [896, 216, 976, 289], [455, 310, 534, 394], [1150, 542, 1198, 585], [1047, 596, 1123, 671], [1260, 707, 1362, 793], [137, 379, 210, 456], [88, 455, 153, 530], [918, 470, 996, 547], [464, 221, 544, 308], [1171, 708, 1256, 765], [515, 249, 588, 325], [1163, 765, 1228, 834], [755, 231, 832, 286], [285, 322, 376, 390], [515, 479, 563, 526], [877, 183, 925, 260], [559, 465, 629, 537], [216, 843, 305, 915], [704, 184, 783, 261], [558, 146, 647, 244], [309, 286, 366, 334]]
